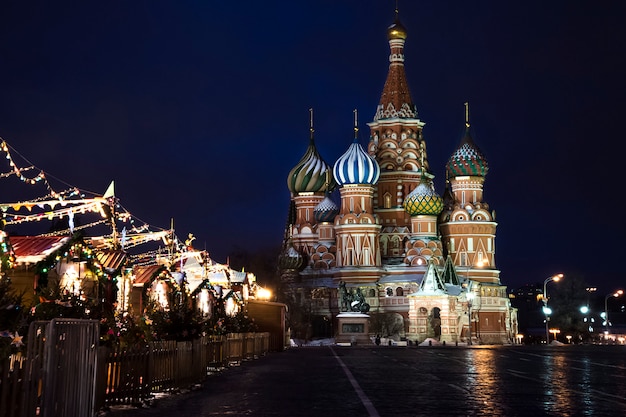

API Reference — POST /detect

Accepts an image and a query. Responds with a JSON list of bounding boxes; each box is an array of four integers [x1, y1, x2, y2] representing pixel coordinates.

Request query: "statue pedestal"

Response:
[[336, 312, 370, 345]]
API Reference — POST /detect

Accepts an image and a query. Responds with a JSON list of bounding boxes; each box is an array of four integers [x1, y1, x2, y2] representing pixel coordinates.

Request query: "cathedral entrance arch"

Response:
[[390, 312, 405, 339], [428, 307, 442, 339], [312, 315, 332, 339]]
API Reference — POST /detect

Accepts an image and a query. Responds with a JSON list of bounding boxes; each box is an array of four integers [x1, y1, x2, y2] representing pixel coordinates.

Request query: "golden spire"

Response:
[[419, 145, 426, 180], [353, 108, 359, 139], [309, 108, 314, 140], [464, 102, 470, 128]]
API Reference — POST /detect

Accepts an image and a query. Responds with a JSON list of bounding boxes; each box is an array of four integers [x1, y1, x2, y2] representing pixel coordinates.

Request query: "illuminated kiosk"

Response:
[[336, 312, 371, 345]]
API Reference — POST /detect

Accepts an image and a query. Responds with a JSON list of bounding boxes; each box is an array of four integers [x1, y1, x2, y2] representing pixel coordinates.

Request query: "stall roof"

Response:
[[132, 264, 166, 287], [10, 236, 70, 264], [95, 250, 127, 272]]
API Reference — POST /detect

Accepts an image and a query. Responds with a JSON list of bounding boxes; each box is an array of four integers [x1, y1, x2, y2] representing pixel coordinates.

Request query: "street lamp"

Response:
[[257, 287, 272, 301], [604, 289, 624, 334], [579, 305, 593, 335], [543, 274, 563, 344]]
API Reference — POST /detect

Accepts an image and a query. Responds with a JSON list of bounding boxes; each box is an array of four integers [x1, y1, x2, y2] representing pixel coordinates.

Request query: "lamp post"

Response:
[[467, 291, 475, 345], [579, 305, 591, 337], [543, 274, 563, 344], [604, 289, 624, 335]]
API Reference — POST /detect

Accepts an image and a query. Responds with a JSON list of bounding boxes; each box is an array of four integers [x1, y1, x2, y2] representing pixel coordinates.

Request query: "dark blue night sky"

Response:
[[0, 1, 624, 294]]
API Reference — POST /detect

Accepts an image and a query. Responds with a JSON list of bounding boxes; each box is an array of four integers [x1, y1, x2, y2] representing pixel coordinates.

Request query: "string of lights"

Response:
[[0, 138, 186, 260], [0, 165, 36, 178], [39, 219, 109, 236], [1, 139, 57, 196], [3, 200, 106, 225]]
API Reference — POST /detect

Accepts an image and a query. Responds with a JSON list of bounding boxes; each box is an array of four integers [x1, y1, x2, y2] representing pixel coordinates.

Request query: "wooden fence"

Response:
[[0, 319, 271, 417], [98, 332, 270, 408]]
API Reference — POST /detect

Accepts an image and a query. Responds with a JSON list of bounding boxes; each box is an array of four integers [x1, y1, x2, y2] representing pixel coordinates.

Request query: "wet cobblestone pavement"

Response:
[[106, 345, 626, 417]]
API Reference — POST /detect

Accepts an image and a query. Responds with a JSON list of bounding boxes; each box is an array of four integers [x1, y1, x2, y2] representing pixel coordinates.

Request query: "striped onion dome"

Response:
[[403, 175, 444, 216], [446, 127, 489, 177], [314, 194, 339, 223], [288, 137, 335, 194], [333, 138, 380, 186]]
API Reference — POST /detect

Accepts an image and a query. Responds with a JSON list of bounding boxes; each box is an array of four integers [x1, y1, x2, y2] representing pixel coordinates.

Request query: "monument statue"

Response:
[[339, 281, 370, 313], [338, 280, 351, 312]]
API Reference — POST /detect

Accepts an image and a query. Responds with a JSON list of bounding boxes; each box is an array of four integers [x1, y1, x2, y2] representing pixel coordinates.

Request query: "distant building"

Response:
[[508, 283, 545, 338], [279, 11, 517, 344]]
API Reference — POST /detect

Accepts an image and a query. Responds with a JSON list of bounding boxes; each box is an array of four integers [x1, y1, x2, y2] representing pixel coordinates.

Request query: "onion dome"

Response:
[[278, 242, 303, 271], [314, 194, 339, 223], [387, 18, 407, 40], [287, 136, 335, 194], [333, 138, 380, 186], [403, 175, 444, 216], [446, 126, 489, 178], [288, 110, 335, 194], [334, 110, 381, 186]]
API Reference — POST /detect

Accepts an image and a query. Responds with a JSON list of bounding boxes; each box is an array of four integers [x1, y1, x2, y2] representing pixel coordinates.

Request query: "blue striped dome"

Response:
[[333, 139, 380, 186]]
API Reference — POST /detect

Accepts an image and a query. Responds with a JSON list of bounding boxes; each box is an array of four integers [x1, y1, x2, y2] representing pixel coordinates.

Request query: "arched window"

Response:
[[384, 193, 392, 209], [461, 251, 469, 266], [396, 287, 404, 296]]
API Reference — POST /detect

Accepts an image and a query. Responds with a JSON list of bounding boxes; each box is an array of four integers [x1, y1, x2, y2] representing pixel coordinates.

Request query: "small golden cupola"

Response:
[[387, 15, 407, 40]]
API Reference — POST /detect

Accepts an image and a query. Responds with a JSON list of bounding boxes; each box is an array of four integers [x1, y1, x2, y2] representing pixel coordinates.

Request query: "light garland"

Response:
[[1, 139, 59, 197], [0, 165, 35, 178], [26, 188, 83, 203], [0, 230, 15, 271], [39, 219, 109, 236], [3, 200, 108, 225], [0, 138, 190, 262]]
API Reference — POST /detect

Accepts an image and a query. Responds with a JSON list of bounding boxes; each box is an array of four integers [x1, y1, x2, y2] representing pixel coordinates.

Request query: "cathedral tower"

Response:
[[439, 104, 499, 284], [287, 109, 335, 262], [367, 12, 430, 262], [402, 165, 445, 267], [333, 111, 382, 283], [438, 104, 515, 344]]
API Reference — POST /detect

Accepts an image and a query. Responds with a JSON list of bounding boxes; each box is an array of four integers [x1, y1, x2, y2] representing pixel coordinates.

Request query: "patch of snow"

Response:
[[290, 338, 336, 347], [419, 337, 442, 346]]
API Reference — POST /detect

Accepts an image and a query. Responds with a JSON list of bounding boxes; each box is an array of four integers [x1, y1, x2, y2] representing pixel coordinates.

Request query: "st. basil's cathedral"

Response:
[[279, 11, 518, 345]]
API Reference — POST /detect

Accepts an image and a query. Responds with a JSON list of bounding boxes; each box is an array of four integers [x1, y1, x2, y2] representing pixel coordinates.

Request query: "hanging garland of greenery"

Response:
[[0, 230, 15, 274], [34, 232, 114, 281], [140, 266, 184, 308]]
